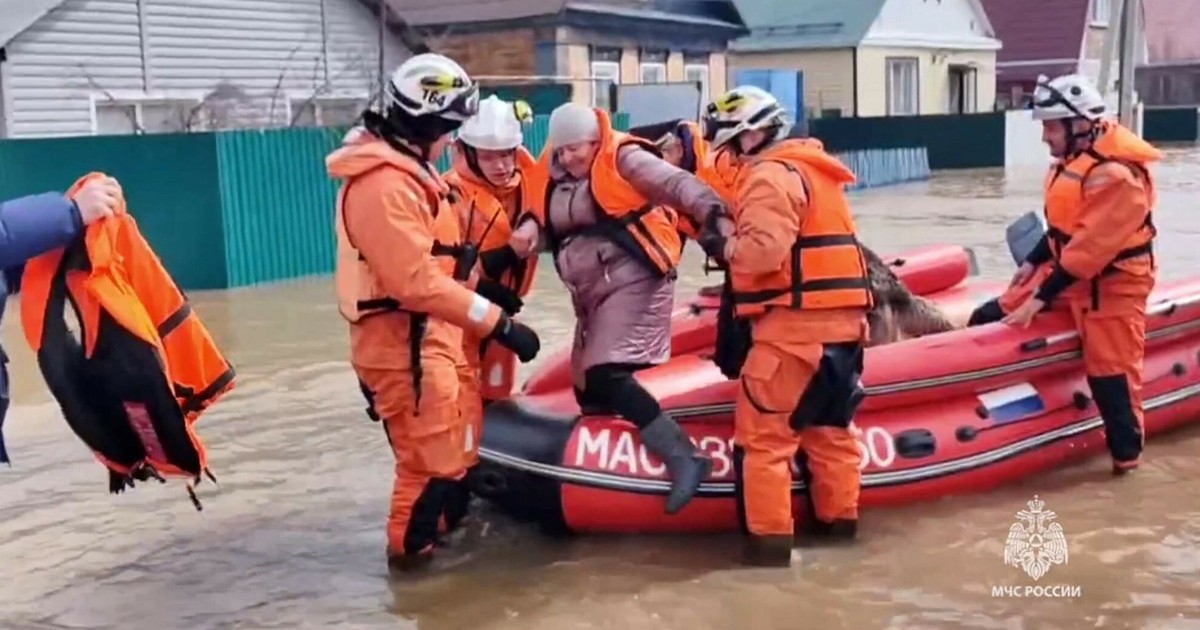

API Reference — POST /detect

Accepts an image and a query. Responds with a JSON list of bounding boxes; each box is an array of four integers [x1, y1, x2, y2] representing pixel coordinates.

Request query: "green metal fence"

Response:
[[811, 112, 1006, 170], [1, 110, 933, 290], [0, 133, 229, 290]]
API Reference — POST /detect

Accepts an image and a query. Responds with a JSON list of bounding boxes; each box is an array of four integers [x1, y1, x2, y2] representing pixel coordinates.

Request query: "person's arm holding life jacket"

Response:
[[346, 175, 541, 361], [1035, 162, 1152, 304], [0, 177, 122, 269], [618, 145, 727, 232], [723, 162, 801, 274]]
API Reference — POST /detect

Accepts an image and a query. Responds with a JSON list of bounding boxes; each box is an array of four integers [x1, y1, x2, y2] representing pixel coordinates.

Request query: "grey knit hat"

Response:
[[547, 103, 600, 147]]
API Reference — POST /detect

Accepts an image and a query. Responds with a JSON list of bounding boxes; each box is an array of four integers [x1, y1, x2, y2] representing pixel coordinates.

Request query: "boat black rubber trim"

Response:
[[472, 398, 575, 533]]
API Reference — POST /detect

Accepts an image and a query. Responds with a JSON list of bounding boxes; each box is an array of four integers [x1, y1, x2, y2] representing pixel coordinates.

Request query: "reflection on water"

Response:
[[3, 148, 1200, 629]]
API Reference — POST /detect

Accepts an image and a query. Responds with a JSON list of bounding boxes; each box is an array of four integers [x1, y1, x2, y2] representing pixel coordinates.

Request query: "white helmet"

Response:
[[1031, 73, 1107, 121], [385, 53, 479, 121], [702, 86, 792, 150], [457, 95, 532, 150]]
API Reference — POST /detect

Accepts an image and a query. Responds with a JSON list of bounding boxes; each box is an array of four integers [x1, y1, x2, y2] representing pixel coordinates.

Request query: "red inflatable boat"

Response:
[[470, 245, 1200, 534]]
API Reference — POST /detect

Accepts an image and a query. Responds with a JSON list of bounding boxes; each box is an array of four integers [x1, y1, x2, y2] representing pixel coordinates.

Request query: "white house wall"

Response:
[[4, 0, 145, 137], [4, 0, 407, 138], [861, 0, 1001, 50]]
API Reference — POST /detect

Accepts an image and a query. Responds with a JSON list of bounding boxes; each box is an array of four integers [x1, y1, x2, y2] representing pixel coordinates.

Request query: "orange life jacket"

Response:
[[729, 139, 873, 317], [540, 108, 683, 277], [334, 144, 466, 323], [19, 172, 235, 509], [446, 146, 544, 402], [445, 146, 540, 298], [1043, 120, 1158, 282]]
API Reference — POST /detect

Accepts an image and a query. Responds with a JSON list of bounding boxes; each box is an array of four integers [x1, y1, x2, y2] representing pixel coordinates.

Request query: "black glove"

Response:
[[475, 279, 524, 315], [478, 245, 520, 279], [697, 207, 731, 261], [487, 313, 540, 363]]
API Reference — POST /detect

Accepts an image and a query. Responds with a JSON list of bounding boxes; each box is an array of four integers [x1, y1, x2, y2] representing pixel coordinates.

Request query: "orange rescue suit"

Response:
[[444, 146, 544, 472], [20, 172, 235, 509], [723, 139, 871, 545], [1038, 121, 1159, 469], [328, 134, 504, 562], [539, 108, 683, 277]]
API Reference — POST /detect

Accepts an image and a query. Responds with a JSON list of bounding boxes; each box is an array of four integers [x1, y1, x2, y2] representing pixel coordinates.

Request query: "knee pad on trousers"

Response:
[[1087, 375, 1144, 462], [583, 365, 661, 426], [404, 477, 460, 555], [790, 343, 865, 430], [967, 299, 1005, 327]]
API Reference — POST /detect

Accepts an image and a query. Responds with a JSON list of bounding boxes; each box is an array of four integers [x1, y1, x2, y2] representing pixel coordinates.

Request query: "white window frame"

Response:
[[684, 63, 710, 106], [886, 57, 919, 116], [89, 92, 205, 135], [947, 65, 978, 114], [591, 60, 620, 109], [639, 62, 667, 84], [1091, 0, 1110, 26]]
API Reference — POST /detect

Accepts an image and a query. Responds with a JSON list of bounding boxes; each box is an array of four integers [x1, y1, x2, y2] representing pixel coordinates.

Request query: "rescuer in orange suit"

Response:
[[443, 94, 543, 520], [968, 73, 1160, 475], [697, 86, 873, 567], [327, 53, 542, 575]]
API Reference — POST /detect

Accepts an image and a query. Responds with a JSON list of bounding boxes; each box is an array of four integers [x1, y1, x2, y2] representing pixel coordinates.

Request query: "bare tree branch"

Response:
[[266, 41, 313, 125], [77, 64, 143, 134]]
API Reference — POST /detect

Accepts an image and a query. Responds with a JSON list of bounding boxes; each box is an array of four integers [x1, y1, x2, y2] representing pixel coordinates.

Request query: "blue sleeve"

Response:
[[0, 193, 84, 270]]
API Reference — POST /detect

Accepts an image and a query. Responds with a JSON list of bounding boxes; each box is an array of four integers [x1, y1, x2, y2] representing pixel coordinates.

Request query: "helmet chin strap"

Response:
[[1061, 118, 1099, 157], [733, 123, 779, 157]]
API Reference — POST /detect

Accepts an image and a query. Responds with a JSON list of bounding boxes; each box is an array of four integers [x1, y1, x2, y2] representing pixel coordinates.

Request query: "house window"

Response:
[[591, 46, 622, 111], [640, 48, 667, 84], [886, 57, 919, 116], [93, 99, 202, 135], [1091, 0, 1110, 25], [684, 63, 710, 105], [289, 97, 368, 127], [948, 65, 978, 114]]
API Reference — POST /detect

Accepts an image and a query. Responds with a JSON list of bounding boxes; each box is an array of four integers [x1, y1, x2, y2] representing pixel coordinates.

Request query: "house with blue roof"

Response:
[[729, 0, 1001, 118]]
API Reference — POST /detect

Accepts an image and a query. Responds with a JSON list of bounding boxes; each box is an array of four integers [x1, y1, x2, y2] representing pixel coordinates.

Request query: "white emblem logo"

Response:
[[1004, 495, 1069, 581]]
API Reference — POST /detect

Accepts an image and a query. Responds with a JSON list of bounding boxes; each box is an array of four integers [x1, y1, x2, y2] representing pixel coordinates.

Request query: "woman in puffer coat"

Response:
[[507, 103, 730, 515]]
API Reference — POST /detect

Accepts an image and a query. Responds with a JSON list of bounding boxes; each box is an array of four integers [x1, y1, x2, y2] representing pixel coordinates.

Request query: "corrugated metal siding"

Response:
[[0, 131, 229, 289], [5, 0, 145, 137], [216, 127, 342, 287], [217, 112, 630, 288]]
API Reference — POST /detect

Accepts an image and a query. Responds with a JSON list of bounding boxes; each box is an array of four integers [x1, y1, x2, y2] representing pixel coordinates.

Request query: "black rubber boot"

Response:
[[640, 414, 713, 514], [800, 518, 859, 546], [742, 535, 794, 567]]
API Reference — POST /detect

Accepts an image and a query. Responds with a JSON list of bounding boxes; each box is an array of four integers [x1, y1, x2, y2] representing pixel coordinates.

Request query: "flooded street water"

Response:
[[4, 148, 1200, 629]]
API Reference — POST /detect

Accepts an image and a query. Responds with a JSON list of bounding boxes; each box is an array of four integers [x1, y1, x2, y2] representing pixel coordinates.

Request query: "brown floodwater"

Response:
[[3, 147, 1200, 629]]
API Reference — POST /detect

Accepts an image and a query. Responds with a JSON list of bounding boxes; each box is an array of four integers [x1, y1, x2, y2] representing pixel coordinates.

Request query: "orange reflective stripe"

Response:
[[729, 142, 872, 316], [19, 172, 234, 493]]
